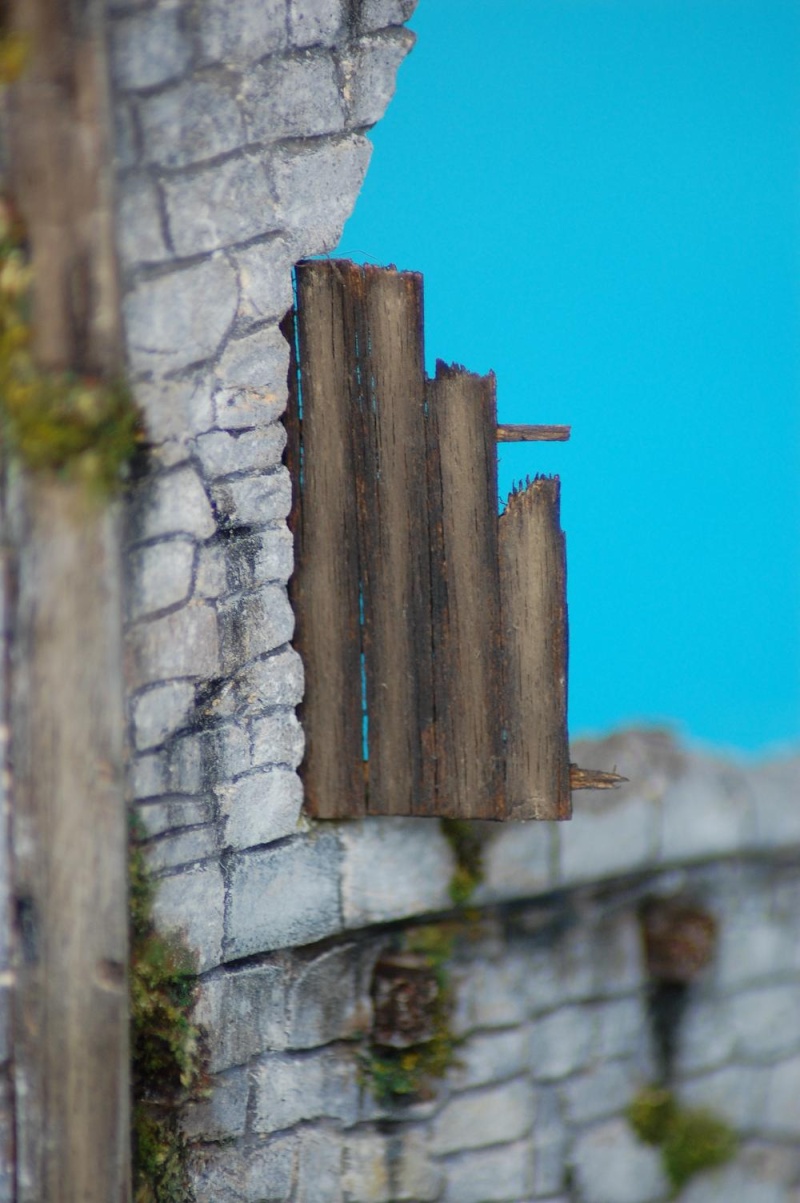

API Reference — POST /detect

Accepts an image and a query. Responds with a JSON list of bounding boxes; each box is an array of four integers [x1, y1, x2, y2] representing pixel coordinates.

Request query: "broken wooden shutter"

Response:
[[285, 260, 571, 820]]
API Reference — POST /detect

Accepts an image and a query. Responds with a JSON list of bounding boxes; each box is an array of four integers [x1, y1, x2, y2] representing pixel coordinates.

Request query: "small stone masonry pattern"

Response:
[[35, 2, 800, 1200]]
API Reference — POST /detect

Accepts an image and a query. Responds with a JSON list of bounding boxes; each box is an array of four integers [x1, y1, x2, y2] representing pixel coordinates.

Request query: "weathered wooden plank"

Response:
[[499, 477, 571, 820], [9, 480, 130, 1203], [427, 363, 505, 819], [497, 424, 571, 442], [5, 0, 131, 1196], [292, 262, 365, 818], [356, 266, 435, 815]]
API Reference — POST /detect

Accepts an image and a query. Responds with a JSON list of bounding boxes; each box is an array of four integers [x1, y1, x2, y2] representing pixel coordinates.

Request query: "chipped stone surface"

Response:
[[571, 1119, 668, 1203], [152, 861, 225, 972], [222, 767, 303, 849], [340, 818, 454, 927]]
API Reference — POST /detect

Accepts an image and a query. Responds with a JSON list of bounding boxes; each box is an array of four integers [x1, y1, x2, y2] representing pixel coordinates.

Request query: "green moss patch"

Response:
[[130, 818, 207, 1203], [441, 819, 485, 906], [628, 1086, 737, 1196], [0, 199, 142, 493]]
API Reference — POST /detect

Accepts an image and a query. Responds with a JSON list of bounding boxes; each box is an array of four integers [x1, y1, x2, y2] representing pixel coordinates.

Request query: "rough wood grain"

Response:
[[9, 480, 130, 1203], [357, 266, 435, 815], [427, 363, 504, 819], [499, 477, 571, 820], [497, 425, 571, 442], [291, 263, 365, 818]]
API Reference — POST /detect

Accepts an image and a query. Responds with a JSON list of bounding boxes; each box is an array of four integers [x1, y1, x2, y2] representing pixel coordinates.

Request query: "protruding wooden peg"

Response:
[[497, 424, 571, 442]]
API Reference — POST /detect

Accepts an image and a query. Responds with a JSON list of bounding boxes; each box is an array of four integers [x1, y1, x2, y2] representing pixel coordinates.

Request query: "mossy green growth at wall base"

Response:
[[0, 200, 143, 494], [628, 1086, 737, 1196], [130, 817, 207, 1203], [441, 819, 485, 906]]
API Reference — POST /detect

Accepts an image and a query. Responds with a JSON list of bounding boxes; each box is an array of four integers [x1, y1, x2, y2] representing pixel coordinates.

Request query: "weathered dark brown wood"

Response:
[[4, 2, 131, 1196], [9, 480, 130, 1203], [497, 425, 571, 442], [6, 0, 121, 375], [356, 266, 435, 815], [291, 263, 365, 818], [427, 363, 505, 818], [499, 477, 571, 819]]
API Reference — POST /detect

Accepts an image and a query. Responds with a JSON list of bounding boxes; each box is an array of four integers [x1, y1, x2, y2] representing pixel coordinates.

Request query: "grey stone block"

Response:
[[274, 134, 372, 257], [242, 52, 344, 143], [195, 425, 286, 479], [152, 860, 225, 971], [592, 997, 651, 1065], [660, 754, 754, 863], [111, 7, 191, 91], [190, 1134, 297, 1203], [133, 375, 216, 444], [341, 817, 454, 928], [748, 756, 800, 849], [218, 584, 295, 673], [124, 255, 238, 374], [441, 1140, 534, 1203], [714, 886, 795, 989], [253, 526, 294, 583], [559, 1061, 632, 1125], [117, 174, 169, 267], [236, 647, 304, 711], [128, 750, 167, 800], [730, 984, 800, 1061], [432, 1079, 535, 1155], [674, 995, 736, 1074], [198, 0, 287, 66], [523, 926, 595, 1016], [289, 0, 343, 48], [199, 529, 291, 597], [680, 1064, 769, 1131], [215, 325, 291, 392], [529, 1005, 595, 1081], [234, 238, 294, 329], [286, 942, 377, 1049], [451, 954, 530, 1036], [127, 537, 195, 621], [164, 154, 280, 257], [341, 1133, 391, 1203], [113, 100, 138, 171], [194, 960, 290, 1072], [389, 1132, 443, 1202], [252, 1048, 360, 1132], [209, 453, 291, 528], [448, 1028, 530, 1092], [250, 710, 305, 769], [680, 1164, 788, 1203], [476, 821, 554, 904], [195, 542, 228, 599], [531, 1087, 568, 1199], [295, 1129, 343, 1203], [127, 602, 220, 689], [590, 910, 643, 998], [181, 1065, 250, 1140], [144, 825, 219, 873], [139, 77, 245, 170], [571, 1119, 668, 1203], [559, 787, 659, 886], [226, 833, 342, 956], [340, 30, 415, 129], [222, 767, 303, 849], [135, 796, 213, 838], [136, 464, 215, 542], [214, 385, 288, 430], [133, 680, 196, 749], [358, 0, 418, 30]]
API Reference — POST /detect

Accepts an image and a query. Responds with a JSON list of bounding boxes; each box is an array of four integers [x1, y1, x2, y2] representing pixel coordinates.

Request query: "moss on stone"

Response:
[[0, 199, 143, 494], [627, 1086, 737, 1196], [129, 817, 207, 1203], [440, 819, 485, 906]]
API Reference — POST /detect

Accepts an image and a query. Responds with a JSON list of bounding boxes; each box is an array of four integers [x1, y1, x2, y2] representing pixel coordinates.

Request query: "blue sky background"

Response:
[[336, 0, 800, 757]]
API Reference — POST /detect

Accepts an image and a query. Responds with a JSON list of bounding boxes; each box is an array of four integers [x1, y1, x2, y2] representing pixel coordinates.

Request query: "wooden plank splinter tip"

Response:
[[497, 424, 571, 442], [570, 764, 628, 791]]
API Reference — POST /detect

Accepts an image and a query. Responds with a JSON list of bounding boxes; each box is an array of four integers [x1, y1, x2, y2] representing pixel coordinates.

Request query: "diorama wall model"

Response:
[[0, 3, 798, 1202]]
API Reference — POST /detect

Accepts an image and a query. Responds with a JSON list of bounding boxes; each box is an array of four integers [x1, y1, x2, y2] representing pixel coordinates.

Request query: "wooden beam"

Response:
[[5, 0, 131, 1197], [499, 477, 571, 820], [497, 424, 571, 442], [570, 764, 628, 790]]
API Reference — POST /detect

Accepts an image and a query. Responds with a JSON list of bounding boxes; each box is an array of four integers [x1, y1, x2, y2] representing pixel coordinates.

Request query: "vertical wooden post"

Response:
[[4, 0, 131, 1197], [427, 363, 505, 818], [499, 478, 571, 820]]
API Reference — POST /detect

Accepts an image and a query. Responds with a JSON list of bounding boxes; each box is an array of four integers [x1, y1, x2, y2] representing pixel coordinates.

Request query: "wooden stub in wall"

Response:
[[427, 363, 505, 819], [499, 477, 571, 819]]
